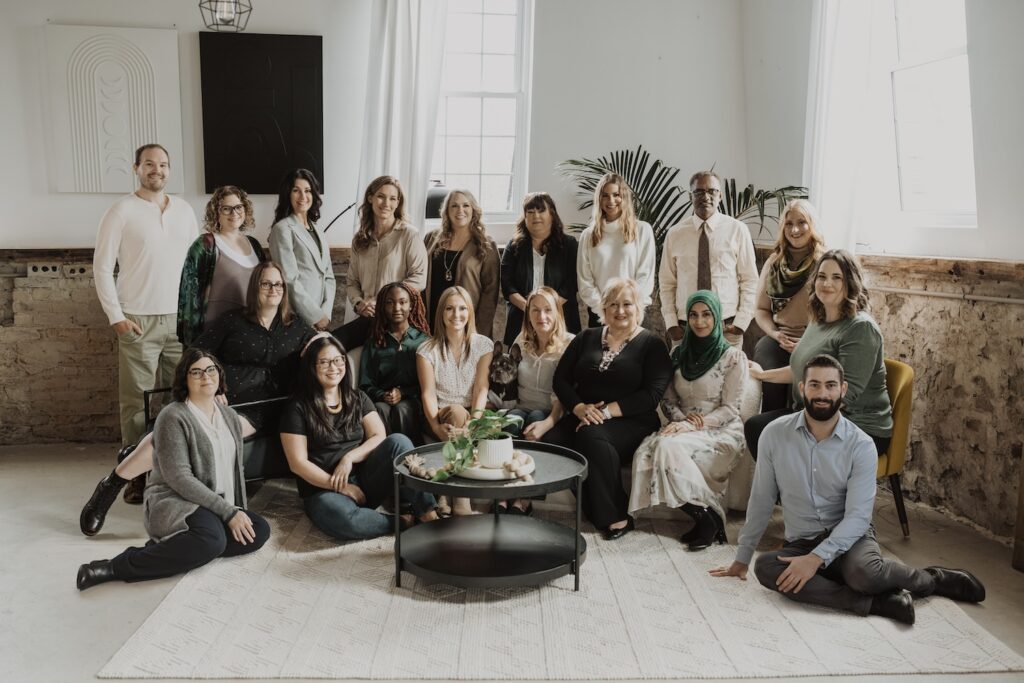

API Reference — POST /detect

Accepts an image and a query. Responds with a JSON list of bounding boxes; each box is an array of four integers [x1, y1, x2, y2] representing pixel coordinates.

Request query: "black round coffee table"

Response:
[[393, 441, 588, 590]]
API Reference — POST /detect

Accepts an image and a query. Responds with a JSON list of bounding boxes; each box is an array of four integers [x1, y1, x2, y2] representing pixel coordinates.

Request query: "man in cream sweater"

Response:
[[93, 144, 198, 502]]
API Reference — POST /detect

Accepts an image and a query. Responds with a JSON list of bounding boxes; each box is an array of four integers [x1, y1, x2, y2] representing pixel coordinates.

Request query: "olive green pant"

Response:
[[117, 313, 181, 446]]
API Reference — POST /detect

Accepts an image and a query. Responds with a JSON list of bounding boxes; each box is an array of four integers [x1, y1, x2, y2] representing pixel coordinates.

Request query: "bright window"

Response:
[[431, 0, 533, 218]]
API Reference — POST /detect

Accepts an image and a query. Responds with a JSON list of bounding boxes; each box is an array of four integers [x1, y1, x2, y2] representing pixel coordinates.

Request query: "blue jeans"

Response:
[[303, 434, 435, 541], [505, 409, 548, 437]]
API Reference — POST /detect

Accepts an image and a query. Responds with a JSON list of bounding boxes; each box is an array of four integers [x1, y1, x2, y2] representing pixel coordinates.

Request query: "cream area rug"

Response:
[[99, 480, 1024, 679]]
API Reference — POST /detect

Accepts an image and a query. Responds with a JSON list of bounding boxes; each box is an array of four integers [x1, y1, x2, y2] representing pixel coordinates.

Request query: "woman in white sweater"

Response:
[[576, 173, 656, 326]]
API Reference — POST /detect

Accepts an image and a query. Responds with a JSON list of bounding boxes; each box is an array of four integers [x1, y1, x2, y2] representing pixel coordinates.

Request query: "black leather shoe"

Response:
[[123, 474, 145, 505], [77, 560, 116, 591], [925, 566, 986, 603], [685, 506, 727, 552], [80, 471, 128, 536], [603, 517, 635, 541], [869, 589, 915, 625]]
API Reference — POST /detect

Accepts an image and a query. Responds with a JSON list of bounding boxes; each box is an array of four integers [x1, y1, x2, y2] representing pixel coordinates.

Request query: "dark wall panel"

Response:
[[199, 32, 323, 194]]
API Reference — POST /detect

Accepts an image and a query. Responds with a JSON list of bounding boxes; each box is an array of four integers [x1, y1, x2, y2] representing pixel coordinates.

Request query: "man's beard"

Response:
[[803, 393, 842, 421]]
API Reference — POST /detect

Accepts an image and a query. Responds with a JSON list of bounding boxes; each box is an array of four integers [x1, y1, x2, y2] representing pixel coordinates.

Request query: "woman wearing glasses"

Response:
[[280, 334, 438, 540], [499, 192, 580, 346], [79, 262, 315, 536], [177, 186, 267, 346], [76, 349, 270, 590]]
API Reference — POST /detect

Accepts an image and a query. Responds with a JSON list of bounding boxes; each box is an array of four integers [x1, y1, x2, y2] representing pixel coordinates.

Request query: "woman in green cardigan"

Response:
[[745, 249, 893, 458]]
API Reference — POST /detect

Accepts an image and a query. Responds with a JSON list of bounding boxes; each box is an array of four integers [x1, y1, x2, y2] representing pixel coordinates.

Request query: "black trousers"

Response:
[[745, 409, 892, 460], [752, 335, 793, 413], [374, 398, 425, 446], [110, 506, 270, 582], [332, 315, 373, 351], [753, 526, 935, 615], [543, 412, 659, 529]]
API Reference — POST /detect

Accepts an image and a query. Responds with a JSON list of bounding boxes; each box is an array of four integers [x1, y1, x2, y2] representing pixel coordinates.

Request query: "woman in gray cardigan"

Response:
[[77, 349, 270, 590]]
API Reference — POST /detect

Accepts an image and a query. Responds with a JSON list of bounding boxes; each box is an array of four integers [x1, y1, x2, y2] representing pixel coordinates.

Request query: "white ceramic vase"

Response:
[[476, 435, 514, 469]]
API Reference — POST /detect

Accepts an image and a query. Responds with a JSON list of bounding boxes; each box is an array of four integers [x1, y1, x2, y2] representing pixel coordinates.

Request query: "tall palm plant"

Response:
[[719, 178, 809, 240]]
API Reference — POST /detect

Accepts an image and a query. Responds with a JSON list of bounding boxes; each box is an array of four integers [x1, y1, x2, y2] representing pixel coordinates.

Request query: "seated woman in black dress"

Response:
[[77, 349, 270, 590], [359, 282, 430, 442], [280, 334, 437, 541], [79, 262, 314, 536], [543, 278, 672, 540]]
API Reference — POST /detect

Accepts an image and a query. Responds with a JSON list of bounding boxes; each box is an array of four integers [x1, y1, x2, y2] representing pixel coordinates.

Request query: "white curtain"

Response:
[[803, 0, 875, 253], [356, 0, 448, 236]]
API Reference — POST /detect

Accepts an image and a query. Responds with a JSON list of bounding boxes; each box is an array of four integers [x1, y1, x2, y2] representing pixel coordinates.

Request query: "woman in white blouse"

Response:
[[416, 285, 493, 515], [576, 173, 656, 327]]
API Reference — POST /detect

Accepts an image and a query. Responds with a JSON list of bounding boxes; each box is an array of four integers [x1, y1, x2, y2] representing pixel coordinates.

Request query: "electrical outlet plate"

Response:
[[27, 262, 62, 278]]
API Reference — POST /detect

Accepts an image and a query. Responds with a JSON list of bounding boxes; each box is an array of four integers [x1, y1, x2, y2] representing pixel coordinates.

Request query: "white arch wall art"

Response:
[[46, 25, 184, 194]]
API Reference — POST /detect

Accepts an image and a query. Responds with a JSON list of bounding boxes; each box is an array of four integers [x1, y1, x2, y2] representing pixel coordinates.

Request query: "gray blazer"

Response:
[[269, 214, 336, 326], [144, 401, 246, 542]]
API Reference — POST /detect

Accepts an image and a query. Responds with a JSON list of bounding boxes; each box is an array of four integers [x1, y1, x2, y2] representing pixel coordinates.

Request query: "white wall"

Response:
[[0, 0, 371, 248], [527, 0, 750, 230]]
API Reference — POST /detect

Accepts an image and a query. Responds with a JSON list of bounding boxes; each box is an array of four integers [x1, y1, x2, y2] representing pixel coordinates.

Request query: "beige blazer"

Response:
[[345, 222, 427, 322]]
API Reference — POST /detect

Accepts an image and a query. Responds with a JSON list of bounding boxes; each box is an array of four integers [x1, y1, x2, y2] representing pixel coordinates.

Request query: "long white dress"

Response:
[[628, 346, 747, 522]]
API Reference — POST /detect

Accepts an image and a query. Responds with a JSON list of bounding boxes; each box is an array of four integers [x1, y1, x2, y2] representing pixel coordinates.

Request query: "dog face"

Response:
[[489, 341, 522, 388]]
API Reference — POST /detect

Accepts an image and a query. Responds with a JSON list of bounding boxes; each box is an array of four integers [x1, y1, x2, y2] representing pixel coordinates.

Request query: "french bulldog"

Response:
[[486, 341, 521, 410]]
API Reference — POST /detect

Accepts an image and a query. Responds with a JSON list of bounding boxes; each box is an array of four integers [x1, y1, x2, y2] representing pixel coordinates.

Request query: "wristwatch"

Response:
[[601, 406, 613, 420]]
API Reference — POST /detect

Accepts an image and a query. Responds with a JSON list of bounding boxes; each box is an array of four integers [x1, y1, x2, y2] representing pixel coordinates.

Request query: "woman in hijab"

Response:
[[628, 290, 748, 551]]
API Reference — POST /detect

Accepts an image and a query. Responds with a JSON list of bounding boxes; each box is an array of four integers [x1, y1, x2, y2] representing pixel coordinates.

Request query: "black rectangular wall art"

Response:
[[199, 32, 324, 194]]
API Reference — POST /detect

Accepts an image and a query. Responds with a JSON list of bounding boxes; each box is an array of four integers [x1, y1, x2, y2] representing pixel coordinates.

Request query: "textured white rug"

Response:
[[99, 480, 1024, 679]]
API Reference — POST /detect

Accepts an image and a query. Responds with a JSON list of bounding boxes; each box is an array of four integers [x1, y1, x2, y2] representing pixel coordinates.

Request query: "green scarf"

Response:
[[671, 290, 731, 381], [765, 247, 815, 315]]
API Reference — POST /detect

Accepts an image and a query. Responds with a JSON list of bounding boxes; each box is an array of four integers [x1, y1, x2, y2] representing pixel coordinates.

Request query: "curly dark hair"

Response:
[[510, 192, 566, 255], [808, 249, 870, 323], [369, 282, 430, 347], [273, 168, 322, 225], [171, 348, 227, 402], [353, 176, 408, 252], [293, 336, 361, 444], [203, 185, 255, 233]]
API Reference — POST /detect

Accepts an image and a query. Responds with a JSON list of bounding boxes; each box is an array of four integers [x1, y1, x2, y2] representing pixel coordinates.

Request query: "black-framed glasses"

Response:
[[316, 357, 346, 369], [691, 188, 721, 198], [187, 366, 220, 379], [259, 281, 285, 291], [219, 204, 246, 216]]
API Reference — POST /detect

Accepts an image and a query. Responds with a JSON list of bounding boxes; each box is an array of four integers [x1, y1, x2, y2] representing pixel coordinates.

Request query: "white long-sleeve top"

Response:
[[576, 219, 655, 314], [658, 212, 758, 332], [93, 193, 198, 324]]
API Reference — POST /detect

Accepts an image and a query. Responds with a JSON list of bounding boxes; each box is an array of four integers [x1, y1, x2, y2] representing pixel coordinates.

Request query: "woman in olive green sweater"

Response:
[[746, 249, 893, 458]]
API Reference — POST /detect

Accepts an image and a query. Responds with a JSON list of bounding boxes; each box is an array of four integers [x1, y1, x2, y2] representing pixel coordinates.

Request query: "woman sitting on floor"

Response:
[[359, 282, 431, 442], [79, 262, 314, 536], [77, 349, 269, 590], [628, 290, 747, 551], [280, 334, 437, 541]]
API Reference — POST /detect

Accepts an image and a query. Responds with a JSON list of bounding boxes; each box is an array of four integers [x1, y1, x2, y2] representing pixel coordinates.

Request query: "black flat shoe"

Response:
[[603, 517, 635, 541], [80, 471, 128, 536], [77, 560, 116, 591], [869, 589, 915, 625], [925, 566, 986, 603]]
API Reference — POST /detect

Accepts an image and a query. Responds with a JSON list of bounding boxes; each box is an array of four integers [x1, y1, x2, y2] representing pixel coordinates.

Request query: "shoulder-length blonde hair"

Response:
[[203, 185, 255, 233], [353, 175, 408, 252], [598, 277, 643, 324], [772, 199, 825, 259], [432, 189, 492, 257], [589, 172, 639, 247], [517, 286, 571, 356], [428, 285, 477, 361], [808, 249, 870, 323]]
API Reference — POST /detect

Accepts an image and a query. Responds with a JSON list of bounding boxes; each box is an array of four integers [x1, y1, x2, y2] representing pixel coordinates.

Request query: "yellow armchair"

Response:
[[878, 358, 914, 536]]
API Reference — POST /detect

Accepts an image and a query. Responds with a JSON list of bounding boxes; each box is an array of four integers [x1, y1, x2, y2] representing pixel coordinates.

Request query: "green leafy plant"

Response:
[[434, 409, 523, 481], [719, 178, 808, 240]]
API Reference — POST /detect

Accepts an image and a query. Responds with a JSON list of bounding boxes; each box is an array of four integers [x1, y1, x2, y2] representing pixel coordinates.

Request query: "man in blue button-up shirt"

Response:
[[711, 354, 985, 625]]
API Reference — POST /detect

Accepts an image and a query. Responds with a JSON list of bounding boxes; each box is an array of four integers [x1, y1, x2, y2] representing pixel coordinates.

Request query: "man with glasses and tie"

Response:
[[659, 170, 758, 347], [93, 143, 198, 503]]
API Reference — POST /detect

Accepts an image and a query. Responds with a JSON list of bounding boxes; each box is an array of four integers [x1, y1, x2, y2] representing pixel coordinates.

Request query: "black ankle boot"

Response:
[[77, 560, 116, 590], [679, 503, 702, 543], [682, 504, 727, 551], [80, 470, 129, 536]]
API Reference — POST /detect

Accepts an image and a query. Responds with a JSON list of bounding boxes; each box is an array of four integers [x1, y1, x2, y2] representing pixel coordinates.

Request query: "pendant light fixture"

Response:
[[198, 0, 253, 32]]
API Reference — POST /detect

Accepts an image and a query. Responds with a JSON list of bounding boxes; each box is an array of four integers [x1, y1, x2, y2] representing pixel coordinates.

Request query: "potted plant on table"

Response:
[[403, 410, 527, 481]]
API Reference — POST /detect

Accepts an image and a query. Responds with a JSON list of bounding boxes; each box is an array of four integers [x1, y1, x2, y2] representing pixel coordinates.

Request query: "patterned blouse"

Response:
[[416, 333, 494, 408]]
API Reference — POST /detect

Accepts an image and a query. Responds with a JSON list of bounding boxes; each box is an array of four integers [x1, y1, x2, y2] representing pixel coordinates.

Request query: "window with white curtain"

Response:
[[430, 0, 533, 219]]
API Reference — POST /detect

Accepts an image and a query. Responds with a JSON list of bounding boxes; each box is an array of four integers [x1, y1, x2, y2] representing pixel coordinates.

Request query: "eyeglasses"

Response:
[[187, 366, 220, 379], [316, 357, 346, 369], [219, 204, 246, 216], [691, 189, 721, 198], [259, 281, 285, 291]]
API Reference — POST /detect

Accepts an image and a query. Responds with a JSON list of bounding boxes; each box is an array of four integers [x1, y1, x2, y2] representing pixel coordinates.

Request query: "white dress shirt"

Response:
[[658, 212, 758, 332]]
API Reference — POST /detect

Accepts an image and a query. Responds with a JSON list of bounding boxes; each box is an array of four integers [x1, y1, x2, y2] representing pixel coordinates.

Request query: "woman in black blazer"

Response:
[[500, 193, 581, 346]]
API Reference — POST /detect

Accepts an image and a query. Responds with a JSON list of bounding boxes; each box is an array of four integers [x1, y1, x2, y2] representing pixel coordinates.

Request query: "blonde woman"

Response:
[[752, 199, 825, 412], [424, 190, 500, 337], [416, 286, 493, 515], [338, 176, 427, 349], [576, 173, 656, 327]]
